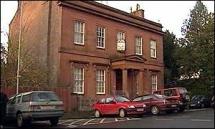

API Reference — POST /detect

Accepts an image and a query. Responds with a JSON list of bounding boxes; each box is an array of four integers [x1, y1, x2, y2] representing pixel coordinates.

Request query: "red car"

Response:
[[92, 96, 146, 118], [132, 94, 179, 115], [153, 87, 190, 112]]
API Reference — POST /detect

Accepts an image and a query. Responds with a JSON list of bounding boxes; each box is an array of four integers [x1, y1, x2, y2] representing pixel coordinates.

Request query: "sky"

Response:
[[1, 1, 214, 48]]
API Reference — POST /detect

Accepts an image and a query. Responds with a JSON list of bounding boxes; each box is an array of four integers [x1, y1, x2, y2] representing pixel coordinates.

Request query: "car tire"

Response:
[[50, 118, 59, 126], [178, 107, 185, 112], [16, 113, 23, 128], [119, 109, 126, 117], [151, 106, 159, 115], [94, 110, 101, 118]]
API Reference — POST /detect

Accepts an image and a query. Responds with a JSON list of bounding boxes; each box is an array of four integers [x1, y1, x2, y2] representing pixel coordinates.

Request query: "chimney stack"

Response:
[[130, 4, 144, 18]]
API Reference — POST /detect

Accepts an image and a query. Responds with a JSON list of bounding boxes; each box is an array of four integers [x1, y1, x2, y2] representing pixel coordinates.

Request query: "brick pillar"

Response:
[[110, 69, 116, 95], [137, 70, 143, 96], [122, 69, 129, 98]]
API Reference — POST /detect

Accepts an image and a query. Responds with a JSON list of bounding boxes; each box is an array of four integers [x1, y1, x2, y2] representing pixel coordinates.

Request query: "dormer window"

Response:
[[116, 32, 126, 51]]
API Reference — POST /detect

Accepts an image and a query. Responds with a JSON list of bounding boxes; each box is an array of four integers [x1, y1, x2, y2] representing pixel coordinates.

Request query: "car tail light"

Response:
[[163, 100, 166, 104]]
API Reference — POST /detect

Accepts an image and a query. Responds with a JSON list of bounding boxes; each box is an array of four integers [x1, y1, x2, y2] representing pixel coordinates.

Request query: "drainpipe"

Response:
[[16, 2, 23, 94], [47, 1, 52, 87]]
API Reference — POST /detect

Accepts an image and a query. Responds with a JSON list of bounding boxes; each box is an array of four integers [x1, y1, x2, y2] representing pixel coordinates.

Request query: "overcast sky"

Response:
[[1, 1, 214, 48]]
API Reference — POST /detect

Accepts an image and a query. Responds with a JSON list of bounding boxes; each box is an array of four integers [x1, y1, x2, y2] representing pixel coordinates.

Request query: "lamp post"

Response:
[[16, 2, 23, 94]]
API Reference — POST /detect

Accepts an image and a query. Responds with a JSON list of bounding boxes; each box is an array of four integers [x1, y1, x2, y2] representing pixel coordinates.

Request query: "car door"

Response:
[[103, 97, 118, 114], [6, 96, 17, 118], [142, 96, 152, 107]]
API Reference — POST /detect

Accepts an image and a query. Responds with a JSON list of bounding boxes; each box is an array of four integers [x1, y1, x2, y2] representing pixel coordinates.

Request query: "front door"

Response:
[[115, 69, 123, 95], [128, 69, 138, 98]]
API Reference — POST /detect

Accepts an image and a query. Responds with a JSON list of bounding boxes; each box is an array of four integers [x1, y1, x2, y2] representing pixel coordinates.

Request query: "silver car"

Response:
[[6, 91, 64, 127]]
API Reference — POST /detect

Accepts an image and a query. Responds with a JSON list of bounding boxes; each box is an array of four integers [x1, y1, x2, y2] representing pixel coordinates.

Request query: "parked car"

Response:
[[153, 87, 190, 112], [92, 96, 146, 118], [211, 96, 214, 108], [132, 94, 179, 115], [190, 95, 211, 108], [6, 91, 64, 127]]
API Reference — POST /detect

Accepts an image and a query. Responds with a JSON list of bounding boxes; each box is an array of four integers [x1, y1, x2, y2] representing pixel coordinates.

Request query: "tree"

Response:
[[4, 30, 48, 87], [176, 1, 214, 94], [163, 30, 179, 86], [1, 43, 7, 86]]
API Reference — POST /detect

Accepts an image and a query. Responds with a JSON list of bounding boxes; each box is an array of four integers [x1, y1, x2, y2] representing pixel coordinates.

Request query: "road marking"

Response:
[[191, 119, 212, 122], [100, 118, 105, 123], [59, 119, 77, 124], [186, 109, 206, 112], [82, 119, 95, 125], [115, 118, 118, 121], [155, 118, 173, 121], [67, 124, 77, 128], [67, 119, 85, 126], [130, 118, 141, 120]]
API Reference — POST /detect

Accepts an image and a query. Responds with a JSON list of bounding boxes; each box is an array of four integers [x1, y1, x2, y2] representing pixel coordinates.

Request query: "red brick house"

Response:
[[9, 1, 164, 111]]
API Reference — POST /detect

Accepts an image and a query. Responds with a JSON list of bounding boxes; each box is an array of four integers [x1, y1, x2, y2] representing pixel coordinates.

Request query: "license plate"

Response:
[[41, 106, 55, 110], [137, 108, 144, 111], [171, 105, 177, 107], [190, 104, 195, 106]]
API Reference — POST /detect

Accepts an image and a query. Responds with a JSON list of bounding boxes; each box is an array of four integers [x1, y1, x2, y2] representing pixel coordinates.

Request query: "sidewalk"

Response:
[[61, 111, 94, 119]]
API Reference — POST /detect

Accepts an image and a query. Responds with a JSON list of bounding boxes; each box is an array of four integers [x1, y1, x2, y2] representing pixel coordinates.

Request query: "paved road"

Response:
[[78, 108, 214, 128], [2, 108, 214, 128]]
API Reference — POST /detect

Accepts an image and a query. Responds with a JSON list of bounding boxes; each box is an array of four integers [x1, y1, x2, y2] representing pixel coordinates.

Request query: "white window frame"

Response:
[[96, 69, 105, 94], [73, 67, 84, 94], [150, 40, 157, 58], [74, 21, 85, 45], [96, 27, 106, 49], [151, 74, 157, 93], [117, 32, 125, 42], [135, 36, 143, 55]]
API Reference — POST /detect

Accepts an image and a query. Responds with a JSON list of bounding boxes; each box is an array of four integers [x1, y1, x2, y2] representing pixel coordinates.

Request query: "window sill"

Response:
[[74, 42, 84, 46], [96, 47, 105, 50], [150, 57, 157, 59], [96, 92, 105, 95], [72, 92, 84, 95]]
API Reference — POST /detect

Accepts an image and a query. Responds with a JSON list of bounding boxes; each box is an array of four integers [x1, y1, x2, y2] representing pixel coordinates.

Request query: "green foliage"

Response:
[[175, 1, 214, 95], [163, 30, 180, 85]]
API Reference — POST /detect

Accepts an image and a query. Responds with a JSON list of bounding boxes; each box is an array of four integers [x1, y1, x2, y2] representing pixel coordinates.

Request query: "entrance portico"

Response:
[[111, 55, 146, 98]]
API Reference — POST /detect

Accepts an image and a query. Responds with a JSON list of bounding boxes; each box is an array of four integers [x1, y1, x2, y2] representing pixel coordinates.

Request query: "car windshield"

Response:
[[191, 96, 202, 101], [154, 94, 166, 99], [32, 92, 60, 102], [115, 96, 130, 102]]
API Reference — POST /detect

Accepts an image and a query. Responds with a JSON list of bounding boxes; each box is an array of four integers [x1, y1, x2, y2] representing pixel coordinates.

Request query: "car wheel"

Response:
[[178, 107, 185, 112], [16, 113, 23, 128], [50, 118, 59, 126], [119, 109, 126, 117], [151, 106, 159, 115], [94, 110, 101, 118]]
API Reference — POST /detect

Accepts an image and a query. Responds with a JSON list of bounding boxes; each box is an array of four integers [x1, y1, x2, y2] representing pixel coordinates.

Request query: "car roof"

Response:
[[9, 91, 55, 98]]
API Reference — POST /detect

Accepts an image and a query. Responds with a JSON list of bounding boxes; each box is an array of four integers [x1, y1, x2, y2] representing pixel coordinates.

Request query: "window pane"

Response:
[[74, 21, 84, 44], [97, 27, 105, 48], [96, 69, 105, 94], [73, 67, 84, 93]]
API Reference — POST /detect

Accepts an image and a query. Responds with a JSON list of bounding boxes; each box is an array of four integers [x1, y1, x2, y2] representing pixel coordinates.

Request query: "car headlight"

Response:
[[143, 104, 146, 107], [197, 101, 200, 104], [128, 105, 135, 108]]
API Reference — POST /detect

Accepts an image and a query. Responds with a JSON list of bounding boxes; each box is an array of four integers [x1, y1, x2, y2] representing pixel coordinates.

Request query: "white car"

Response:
[[6, 91, 64, 127]]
